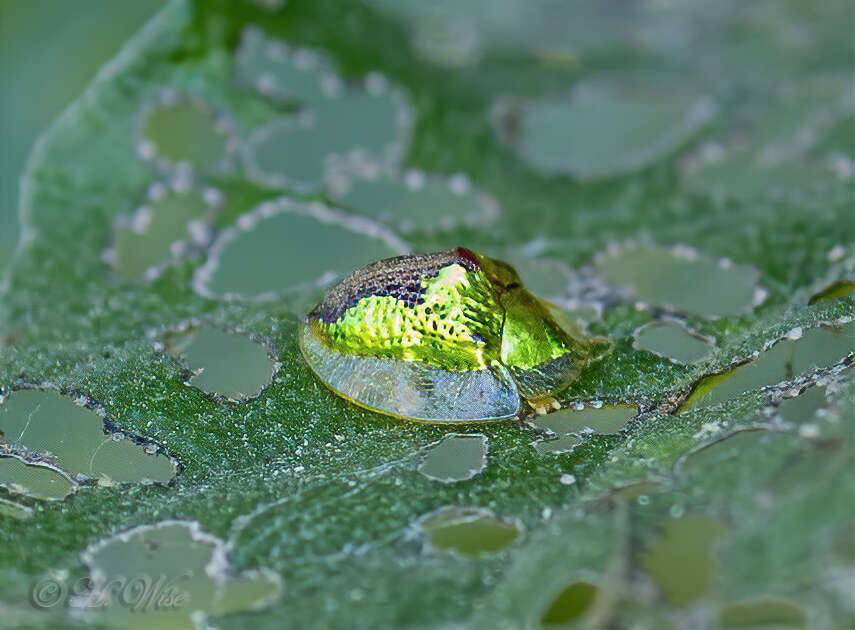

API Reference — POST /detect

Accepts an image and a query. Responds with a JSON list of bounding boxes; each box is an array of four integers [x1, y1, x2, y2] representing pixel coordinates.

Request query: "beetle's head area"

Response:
[[454, 247, 521, 291]]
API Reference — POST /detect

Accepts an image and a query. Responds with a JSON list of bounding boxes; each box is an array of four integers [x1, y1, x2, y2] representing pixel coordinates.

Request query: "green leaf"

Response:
[[0, 0, 852, 628]]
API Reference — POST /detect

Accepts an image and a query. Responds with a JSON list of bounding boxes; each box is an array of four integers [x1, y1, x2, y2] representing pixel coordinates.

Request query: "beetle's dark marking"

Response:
[[308, 249, 481, 324], [453, 246, 481, 268]]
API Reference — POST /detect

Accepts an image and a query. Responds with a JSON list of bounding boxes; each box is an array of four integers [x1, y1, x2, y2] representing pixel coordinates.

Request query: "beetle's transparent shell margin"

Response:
[[299, 321, 521, 423]]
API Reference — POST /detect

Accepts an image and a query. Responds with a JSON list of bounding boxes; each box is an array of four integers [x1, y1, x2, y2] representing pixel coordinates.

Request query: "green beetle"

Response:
[[299, 247, 610, 422]]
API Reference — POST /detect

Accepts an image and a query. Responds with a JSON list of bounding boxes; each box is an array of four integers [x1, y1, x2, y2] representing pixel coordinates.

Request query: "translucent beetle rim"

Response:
[[298, 321, 521, 423]]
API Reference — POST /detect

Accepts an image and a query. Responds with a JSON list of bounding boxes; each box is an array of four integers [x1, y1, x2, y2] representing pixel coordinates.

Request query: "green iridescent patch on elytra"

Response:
[[299, 248, 609, 422], [322, 262, 502, 371]]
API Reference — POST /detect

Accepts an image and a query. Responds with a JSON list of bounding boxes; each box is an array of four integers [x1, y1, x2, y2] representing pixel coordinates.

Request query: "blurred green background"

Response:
[[0, 0, 165, 272]]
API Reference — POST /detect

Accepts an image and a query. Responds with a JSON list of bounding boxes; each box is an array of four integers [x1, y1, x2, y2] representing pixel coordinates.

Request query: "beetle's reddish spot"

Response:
[[454, 246, 481, 269]]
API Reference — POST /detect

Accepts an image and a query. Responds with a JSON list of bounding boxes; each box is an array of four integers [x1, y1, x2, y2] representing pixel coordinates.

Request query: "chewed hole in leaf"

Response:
[[0, 390, 175, 486], [681, 428, 833, 496], [681, 430, 771, 475], [417, 506, 519, 556], [194, 199, 407, 300], [417, 434, 487, 482], [540, 581, 601, 626], [164, 326, 275, 400], [534, 404, 639, 437], [613, 480, 664, 500], [245, 82, 411, 191], [139, 96, 234, 171], [831, 521, 855, 566], [595, 243, 763, 317], [495, 254, 574, 305], [408, 13, 481, 68], [236, 27, 340, 104], [680, 74, 853, 201], [72, 520, 281, 628], [367, 1, 483, 67], [809, 279, 855, 305], [379, 0, 710, 68], [249, 0, 286, 10], [775, 386, 828, 424], [109, 183, 220, 283], [368, 0, 650, 67], [634, 321, 714, 364], [641, 516, 726, 605], [328, 170, 499, 234], [684, 321, 854, 409], [0, 456, 76, 501], [534, 433, 582, 455], [719, 598, 807, 629], [495, 76, 715, 178], [0, 497, 33, 520]]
